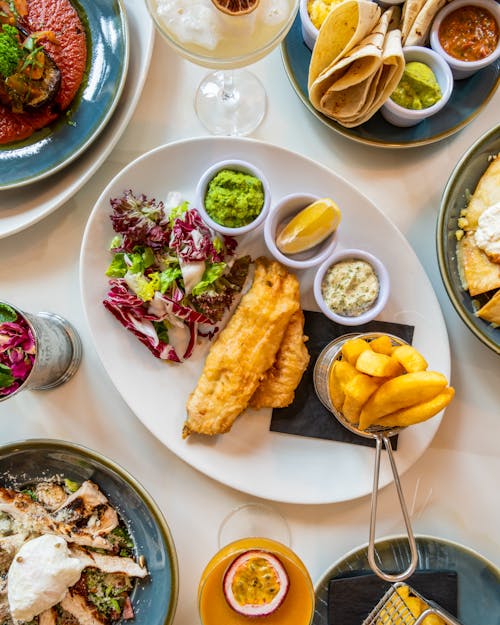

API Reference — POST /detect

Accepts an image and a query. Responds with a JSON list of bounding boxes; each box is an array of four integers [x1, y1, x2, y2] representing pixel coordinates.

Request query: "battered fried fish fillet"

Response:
[[183, 257, 300, 437], [250, 309, 310, 409]]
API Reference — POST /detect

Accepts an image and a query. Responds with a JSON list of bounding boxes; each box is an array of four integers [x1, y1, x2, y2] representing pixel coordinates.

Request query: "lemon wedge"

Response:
[[276, 198, 341, 254]]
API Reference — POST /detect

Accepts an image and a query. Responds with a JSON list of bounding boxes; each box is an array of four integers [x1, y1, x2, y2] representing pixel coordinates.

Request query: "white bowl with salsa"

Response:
[[429, 0, 500, 79], [313, 248, 390, 325], [380, 46, 453, 127]]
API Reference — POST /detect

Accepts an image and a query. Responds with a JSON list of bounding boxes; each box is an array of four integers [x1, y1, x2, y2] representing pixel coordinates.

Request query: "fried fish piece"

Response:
[[249, 309, 310, 409], [183, 258, 300, 437]]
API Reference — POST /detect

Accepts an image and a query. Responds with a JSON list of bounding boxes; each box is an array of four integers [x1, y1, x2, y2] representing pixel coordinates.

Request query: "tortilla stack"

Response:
[[308, 0, 381, 104], [340, 27, 405, 127], [308, 4, 405, 128], [311, 7, 396, 121]]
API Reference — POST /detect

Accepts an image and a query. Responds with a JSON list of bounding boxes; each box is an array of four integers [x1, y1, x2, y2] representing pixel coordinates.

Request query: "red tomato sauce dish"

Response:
[[438, 4, 499, 62], [0, 0, 88, 145]]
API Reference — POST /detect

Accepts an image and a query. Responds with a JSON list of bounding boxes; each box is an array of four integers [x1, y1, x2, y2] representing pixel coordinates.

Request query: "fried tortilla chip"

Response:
[[458, 233, 500, 296], [183, 258, 301, 437], [250, 309, 310, 410], [457, 156, 500, 296], [462, 156, 500, 230], [476, 290, 500, 325]]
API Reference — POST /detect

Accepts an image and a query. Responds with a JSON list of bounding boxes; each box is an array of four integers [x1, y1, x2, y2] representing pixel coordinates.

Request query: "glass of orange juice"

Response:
[[198, 504, 315, 625]]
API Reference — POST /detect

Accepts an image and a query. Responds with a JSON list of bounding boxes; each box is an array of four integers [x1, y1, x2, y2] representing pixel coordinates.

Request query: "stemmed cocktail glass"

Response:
[[145, 0, 299, 136]]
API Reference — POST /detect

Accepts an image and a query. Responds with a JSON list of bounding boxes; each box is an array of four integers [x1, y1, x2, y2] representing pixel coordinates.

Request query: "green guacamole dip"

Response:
[[390, 61, 442, 110], [205, 169, 265, 228]]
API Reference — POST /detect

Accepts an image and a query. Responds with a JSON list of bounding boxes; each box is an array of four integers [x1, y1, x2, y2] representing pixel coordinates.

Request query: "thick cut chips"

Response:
[[358, 371, 448, 430], [328, 335, 454, 432]]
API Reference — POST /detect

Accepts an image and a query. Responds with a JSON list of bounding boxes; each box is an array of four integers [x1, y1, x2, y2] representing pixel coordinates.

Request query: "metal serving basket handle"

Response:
[[367, 434, 418, 583]]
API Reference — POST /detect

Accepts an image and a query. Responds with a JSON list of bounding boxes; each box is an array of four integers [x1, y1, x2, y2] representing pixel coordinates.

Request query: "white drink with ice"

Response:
[[152, 0, 296, 68]]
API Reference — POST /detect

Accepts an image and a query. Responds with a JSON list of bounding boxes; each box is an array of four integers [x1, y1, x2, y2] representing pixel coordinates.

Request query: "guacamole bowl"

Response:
[[380, 46, 453, 127], [195, 159, 271, 237]]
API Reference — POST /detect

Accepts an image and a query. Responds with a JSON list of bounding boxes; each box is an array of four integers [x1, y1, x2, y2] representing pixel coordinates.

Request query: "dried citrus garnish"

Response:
[[211, 0, 260, 16]]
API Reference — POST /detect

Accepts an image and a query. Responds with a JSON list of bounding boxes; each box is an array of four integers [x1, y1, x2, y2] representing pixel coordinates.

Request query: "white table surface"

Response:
[[1, 22, 499, 625]]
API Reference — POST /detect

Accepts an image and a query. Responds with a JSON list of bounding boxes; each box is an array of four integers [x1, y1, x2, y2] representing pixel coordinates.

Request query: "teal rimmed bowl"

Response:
[[0, 0, 129, 190], [0, 439, 178, 625], [436, 124, 500, 355], [312, 534, 500, 624]]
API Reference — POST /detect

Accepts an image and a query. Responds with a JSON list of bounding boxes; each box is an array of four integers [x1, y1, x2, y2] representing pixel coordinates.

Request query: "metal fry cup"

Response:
[[0, 302, 82, 401]]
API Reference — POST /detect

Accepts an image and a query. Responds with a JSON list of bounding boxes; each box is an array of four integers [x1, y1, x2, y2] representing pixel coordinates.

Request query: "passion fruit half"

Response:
[[223, 550, 289, 617], [211, 0, 260, 16]]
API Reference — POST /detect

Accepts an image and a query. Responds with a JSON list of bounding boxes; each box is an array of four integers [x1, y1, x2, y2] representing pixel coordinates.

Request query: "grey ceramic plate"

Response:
[[0, 0, 129, 190], [437, 124, 500, 355], [281, 14, 500, 149], [0, 439, 178, 625], [313, 535, 500, 624]]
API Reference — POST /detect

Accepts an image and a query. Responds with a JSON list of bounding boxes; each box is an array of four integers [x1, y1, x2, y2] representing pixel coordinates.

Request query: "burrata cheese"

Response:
[[475, 202, 500, 261], [8, 534, 85, 621]]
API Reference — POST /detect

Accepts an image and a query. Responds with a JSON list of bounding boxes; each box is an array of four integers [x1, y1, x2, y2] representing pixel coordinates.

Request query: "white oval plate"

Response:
[[80, 136, 450, 505]]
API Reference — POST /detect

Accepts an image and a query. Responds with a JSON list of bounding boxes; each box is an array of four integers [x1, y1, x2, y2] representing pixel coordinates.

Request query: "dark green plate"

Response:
[[313, 535, 500, 624], [0, 439, 178, 625], [437, 124, 500, 355], [281, 14, 500, 149], [0, 0, 129, 189]]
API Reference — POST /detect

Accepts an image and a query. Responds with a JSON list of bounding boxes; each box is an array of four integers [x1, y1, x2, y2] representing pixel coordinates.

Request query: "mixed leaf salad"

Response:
[[103, 190, 250, 362], [0, 303, 35, 397]]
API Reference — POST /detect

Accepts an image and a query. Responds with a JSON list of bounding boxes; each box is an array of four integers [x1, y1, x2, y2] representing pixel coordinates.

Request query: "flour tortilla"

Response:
[[328, 6, 395, 92], [405, 0, 448, 46], [319, 73, 378, 118], [310, 5, 404, 128], [335, 27, 405, 127], [313, 7, 395, 118], [400, 0, 427, 42], [308, 0, 381, 97], [310, 5, 394, 113]]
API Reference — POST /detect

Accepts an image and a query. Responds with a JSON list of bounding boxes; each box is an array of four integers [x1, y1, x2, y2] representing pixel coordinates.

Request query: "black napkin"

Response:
[[328, 570, 458, 624], [269, 311, 414, 448]]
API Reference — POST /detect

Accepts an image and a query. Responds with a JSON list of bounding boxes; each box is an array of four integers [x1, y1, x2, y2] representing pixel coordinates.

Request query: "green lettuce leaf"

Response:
[[191, 262, 226, 296]]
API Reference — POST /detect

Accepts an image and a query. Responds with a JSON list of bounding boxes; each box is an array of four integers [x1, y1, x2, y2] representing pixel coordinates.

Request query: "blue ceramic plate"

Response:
[[313, 535, 500, 624], [0, 439, 178, 625], [0, 0, 129, 190], [281, 15, 500, 149], [437, 124, 500, 355]]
